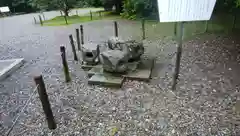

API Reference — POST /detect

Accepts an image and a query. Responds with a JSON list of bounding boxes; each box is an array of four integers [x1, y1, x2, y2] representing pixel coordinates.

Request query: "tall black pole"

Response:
[[172, 22, 184, 91]]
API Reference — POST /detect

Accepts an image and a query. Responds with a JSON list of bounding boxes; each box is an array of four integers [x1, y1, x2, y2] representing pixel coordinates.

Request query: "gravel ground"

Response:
[[0, 13, 240, 136]]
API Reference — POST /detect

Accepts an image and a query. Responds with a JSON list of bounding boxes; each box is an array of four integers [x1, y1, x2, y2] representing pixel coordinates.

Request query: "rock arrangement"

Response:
[[81, 37, 144, 73]]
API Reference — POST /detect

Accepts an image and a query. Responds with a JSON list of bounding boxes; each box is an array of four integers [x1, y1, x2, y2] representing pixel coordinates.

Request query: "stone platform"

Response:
[[88, 74, 124, 87], [81, 64, 101, 71], [0, 58, 24, 81], [86, 58, 154, 87]]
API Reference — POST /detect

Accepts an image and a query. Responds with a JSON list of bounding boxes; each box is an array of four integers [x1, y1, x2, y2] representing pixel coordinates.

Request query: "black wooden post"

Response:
[[114, 21, 118, 37], [80, 25, 84, 45], [90, 10, 93, 20], [60, 46, 71, 82], [69, 35, 78, 61], [64, 15, 68, 25], [141, 19, 146, 40], [34, 17, 37, 24], [99, 11, 102, 18], [174, 22, 177, 36], [38, 15, 43, 26], [76, 10, 78, 16], [34, 75, 56, 129], [76, 29, 81, 50], [205, 21, 209, 33], [42, 13, 46, 21], [232, 14, 236, 31], [172, 22, 184, 91]]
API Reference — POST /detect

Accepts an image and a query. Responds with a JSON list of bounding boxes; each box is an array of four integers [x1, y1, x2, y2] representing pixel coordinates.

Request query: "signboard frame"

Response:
[[157, 0, 216, 22], [156, 0, 217, 90]]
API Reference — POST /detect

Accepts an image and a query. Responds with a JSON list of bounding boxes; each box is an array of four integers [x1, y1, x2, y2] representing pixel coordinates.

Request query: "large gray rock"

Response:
[[81, 43, 99, 65], [100, 50, 129, 73], [126, 41, 144, 61], [107, 37, 124, 50], [107, 37, 144, 61]]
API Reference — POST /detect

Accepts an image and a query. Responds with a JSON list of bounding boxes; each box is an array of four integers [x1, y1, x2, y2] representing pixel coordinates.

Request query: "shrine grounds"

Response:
[[0, 9, 240, 135]]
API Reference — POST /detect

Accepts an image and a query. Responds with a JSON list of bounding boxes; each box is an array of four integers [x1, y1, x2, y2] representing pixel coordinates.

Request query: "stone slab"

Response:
[[123, 58, 154, 81], [81, 64, 101, 71], [88, 74, 124, 87], [0, 58, 24, 81], [87, 62, 139, 77], [87, 67, 103, 77]]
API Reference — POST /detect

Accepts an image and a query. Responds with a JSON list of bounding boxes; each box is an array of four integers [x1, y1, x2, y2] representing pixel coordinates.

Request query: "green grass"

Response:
[[43, 11, 120, 26]]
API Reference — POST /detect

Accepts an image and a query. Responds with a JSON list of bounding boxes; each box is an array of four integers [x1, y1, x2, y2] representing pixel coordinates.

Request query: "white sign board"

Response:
[[0, 6, 10, 13], [158, 0, 216, 22]]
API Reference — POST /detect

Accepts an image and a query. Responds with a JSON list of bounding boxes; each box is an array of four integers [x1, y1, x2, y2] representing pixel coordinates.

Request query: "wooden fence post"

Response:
[[114, 21, 118, 37], [141, 19, 146, 40], [174, 22, 177, 36], [232, 14, 236, 31], [69, 35, 78, 61], [76, 29, 81, 50], [34, 75, 56, 129], [90, 10, 93, 20], [60, 46, 71, 82], [34, 17, 37, 24], [99, 11, 102, 18], [76, 10, 78, 16], [205, 21, 209, 33], [80, 25, 84, 45], [38, 15, 43, 26], [42, 13, 46, 21]]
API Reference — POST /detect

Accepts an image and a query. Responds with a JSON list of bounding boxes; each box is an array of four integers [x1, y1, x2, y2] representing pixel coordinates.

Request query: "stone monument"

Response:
[[81, 37, 153, 87]]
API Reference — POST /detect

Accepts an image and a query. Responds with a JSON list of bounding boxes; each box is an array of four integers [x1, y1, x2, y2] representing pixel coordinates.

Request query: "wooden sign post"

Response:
[[157, 0, 216, 90]]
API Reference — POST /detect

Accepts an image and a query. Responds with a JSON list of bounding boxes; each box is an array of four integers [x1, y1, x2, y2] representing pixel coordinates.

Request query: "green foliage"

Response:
[[0, 0, 103, 13], [29, 0, 78, 15], [1, 0, 240, 15], [214, 0, 240, 13], [121, 0, 136, 19], [121, 0, 158, 20], [121, 0, 240, 20], [236, 0, 240, 7]]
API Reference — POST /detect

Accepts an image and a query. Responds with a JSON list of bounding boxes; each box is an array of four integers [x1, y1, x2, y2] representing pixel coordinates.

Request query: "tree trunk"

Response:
[[64, 10, 69, 16], [115, 0, 123, 14]]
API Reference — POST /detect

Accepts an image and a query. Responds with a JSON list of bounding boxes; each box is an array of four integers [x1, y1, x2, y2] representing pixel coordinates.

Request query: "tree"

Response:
[[29, 0, 78, 16], [121, 0, 158, 19], [101, 0, 123, 13], [55, 0, 78, 16]]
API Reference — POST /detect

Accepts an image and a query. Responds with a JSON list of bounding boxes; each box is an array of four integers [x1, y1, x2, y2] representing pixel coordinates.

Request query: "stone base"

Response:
[[87, 58, 154, 87], [0, 58, 24, 81], [123, 58, 154, 81], [88, 74, 124, 87], [88, 67, 103, 77], [81, 64, 101, 71]]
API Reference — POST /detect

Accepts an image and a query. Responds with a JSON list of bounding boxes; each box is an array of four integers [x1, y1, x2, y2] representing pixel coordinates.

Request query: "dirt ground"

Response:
[[0, 12, 240, 135]]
